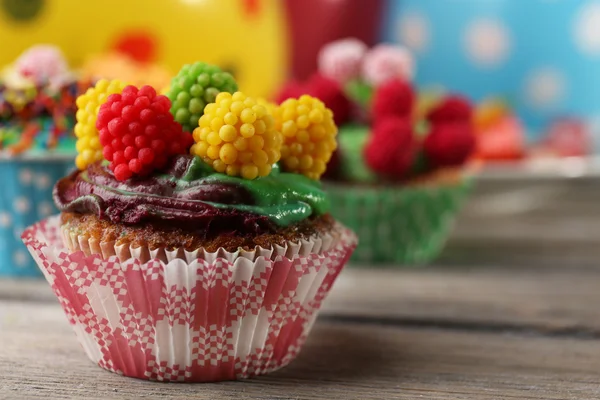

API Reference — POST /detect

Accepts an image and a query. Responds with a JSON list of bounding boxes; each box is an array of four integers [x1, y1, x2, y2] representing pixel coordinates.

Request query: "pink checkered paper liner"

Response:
[[22, 216, 357, 382]]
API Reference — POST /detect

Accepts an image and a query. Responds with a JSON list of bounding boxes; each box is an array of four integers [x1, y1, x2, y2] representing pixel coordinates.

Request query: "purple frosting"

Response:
[[54, 156, 276, 238]]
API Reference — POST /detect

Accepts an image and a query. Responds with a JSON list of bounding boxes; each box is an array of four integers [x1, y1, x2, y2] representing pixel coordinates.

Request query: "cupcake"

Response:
[[0, 45, 91, 277], [277, 40, 475, 265], [22, 62, 357, 382]]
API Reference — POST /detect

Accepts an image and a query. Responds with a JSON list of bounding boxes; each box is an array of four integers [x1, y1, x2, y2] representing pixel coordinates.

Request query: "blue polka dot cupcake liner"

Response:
[[0, 156, 74, 278]]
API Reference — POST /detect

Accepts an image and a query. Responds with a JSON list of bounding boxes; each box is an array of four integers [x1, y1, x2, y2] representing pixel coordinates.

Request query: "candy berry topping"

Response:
[[423, 122, 475, 168], [306, 74, 351, 126], [361, 44, 414, 87], [96, 85, 193, 181], [167, 62, 238, 134], [318, 38, 367, 83], [276, 95, 338, 180], [372, 78, 415, 122], [74, 79, 127, 170], [426, 95, 473, 124], [191, 92, 282, 180], [276, 74, 351, 126], [364, 117, 415, 180]]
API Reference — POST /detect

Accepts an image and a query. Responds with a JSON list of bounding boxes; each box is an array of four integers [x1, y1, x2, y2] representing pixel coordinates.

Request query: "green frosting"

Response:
[[345, 80, 373, 107], [338, 124, 378, 183], [180, 157, 330, 226]]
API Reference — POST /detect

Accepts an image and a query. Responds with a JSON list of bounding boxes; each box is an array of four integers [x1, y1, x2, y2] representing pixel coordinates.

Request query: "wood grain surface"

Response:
[[325, 268, 600, 334], [2, 301, 600, 400], [3, 266, 600, 333]]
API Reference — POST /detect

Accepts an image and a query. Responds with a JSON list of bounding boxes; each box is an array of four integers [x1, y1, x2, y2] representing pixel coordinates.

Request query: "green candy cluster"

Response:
[[167, 62, 238, 133]]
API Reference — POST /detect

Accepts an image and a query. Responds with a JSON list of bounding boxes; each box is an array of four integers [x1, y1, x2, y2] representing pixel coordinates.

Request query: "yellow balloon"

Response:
[[0, 0, 288, 98]]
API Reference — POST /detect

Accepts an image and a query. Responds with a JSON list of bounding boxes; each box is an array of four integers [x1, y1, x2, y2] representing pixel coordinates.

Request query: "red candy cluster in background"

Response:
[[423, 95, 475, 169], [364, 116, 415, 178], [97, 85, 193, 181], [276, 39, 476, 183], [371, 79, 414, 122], [366, 81, 475, 180]]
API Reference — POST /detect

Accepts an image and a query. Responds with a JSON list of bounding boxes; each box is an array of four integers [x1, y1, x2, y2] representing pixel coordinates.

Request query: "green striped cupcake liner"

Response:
[[325, 178, 472, 265]]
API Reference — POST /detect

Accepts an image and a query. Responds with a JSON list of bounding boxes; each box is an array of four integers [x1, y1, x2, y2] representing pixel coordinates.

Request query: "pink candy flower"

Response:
[[15, 45, 69, 85], [318, 38, 367, 84], [361, 44, 414, 87]]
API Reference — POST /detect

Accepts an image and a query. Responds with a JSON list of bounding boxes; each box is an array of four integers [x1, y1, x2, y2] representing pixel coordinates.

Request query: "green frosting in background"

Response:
[[181, 157, 330, 226], [337, 124, 378, 183], [345, 80, 374, 107]]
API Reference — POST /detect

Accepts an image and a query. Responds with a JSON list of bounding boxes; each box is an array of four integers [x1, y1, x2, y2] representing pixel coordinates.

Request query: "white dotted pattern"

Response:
[[18, 168, 33, 185], [13, 197, 31, 214], [13, 251, 29, 268], [0, 212, 11, 228], [36, 173, 51, 189], [464, 18, 511, 67], [397, 12, 430, 53], [574, 1, 600, 56], [525, 67, 566, 108]]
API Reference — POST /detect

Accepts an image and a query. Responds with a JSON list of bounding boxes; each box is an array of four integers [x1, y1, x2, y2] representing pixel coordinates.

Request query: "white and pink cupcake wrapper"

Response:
[[22, 216, 357, 382]]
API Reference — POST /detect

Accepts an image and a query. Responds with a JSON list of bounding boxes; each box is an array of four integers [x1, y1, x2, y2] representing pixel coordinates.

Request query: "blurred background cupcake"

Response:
[[0, 45, 91, 277], [273, 39, 475, 265]]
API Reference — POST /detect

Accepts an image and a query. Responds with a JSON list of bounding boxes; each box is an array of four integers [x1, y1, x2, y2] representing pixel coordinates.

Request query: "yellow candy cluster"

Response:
[[191, 92, 282, 180], [275, 95, 338, 180], [74, 79, 127, 170], [257, 97, 278, 117]]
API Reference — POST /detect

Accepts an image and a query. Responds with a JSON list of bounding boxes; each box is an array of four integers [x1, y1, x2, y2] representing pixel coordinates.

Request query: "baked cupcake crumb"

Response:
[[61, 212, 336, 253]]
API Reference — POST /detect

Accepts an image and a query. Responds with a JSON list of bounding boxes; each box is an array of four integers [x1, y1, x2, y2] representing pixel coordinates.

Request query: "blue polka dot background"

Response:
[[382, 0, 600, 145], [0, 157, 72, 277]]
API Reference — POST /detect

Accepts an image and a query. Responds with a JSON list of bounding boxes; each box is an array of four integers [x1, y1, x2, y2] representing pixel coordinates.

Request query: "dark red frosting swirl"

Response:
[[54, 155, 276, 237]]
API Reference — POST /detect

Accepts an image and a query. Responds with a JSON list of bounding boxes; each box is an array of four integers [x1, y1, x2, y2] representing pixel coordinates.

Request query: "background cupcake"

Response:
[[0, 45, 91, 277], [275, 39, 475, 265], [23, 63, 357, 382]]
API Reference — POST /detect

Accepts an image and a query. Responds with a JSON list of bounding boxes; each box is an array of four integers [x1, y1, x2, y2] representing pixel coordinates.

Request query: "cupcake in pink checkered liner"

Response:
[[22, 62, 357, 382]]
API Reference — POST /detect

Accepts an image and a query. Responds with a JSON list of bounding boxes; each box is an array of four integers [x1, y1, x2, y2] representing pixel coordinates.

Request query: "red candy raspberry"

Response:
[[371, 78, 415, 122], [423, 122, 475, 168], [364, 117, 415, 180], [96, 85, 193, 181], [426, 95, 473, 124]]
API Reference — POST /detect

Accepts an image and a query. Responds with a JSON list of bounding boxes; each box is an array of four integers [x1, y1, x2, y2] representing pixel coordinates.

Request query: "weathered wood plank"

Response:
[[2, 265, 600, 333], [325, 268, 600, 333], [440, 176, 600, 266], [0, 279, 54, 302], [1, 301, 599, 400]]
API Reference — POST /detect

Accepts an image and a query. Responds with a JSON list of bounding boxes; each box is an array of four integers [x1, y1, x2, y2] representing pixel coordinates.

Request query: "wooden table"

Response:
[[2, 263, 600, 400], [2, 180, 600, 399]]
